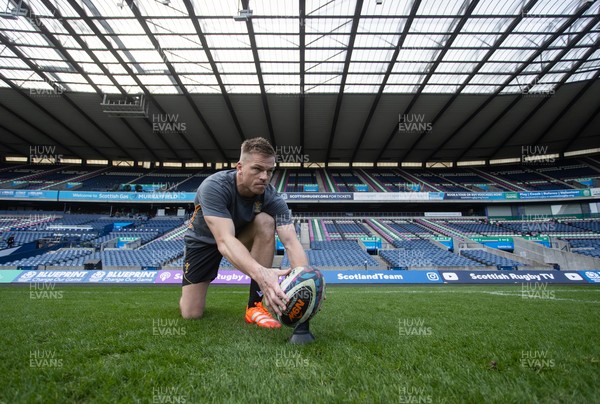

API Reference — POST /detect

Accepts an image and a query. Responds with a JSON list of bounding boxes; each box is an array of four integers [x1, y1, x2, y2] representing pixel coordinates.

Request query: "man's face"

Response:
[[236, 152, 275, 196]]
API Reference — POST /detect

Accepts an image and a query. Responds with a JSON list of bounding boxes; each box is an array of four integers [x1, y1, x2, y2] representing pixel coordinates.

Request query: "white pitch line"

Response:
[[479, 290, 600, 304], [322, 288, 600, 303], [326, 288, 600, 294]]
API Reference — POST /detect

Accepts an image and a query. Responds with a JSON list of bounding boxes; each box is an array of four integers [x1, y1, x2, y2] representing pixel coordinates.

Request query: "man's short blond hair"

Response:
[[240, 137, 275, 161]]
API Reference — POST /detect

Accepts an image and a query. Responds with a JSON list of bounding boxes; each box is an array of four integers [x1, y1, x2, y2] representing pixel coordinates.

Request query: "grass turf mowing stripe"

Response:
[[0, 285, 598, 403]]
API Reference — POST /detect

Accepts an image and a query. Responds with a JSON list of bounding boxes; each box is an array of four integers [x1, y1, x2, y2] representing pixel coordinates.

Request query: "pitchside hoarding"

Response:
[[156, 270, 443, 284], [439, 271, 588, 284], [86, 270, 156, 283], [6, 270, 600, 284], [14, 270, 91, 283], [13, 270, 159, 283], [579, 271, 600, 284], [58, 191, 193, 202], [325, 270, 443, 284], [0, 270, 22, 283], [155, 269, 251, 284], [0, 188, 596, 203], [0, 189, 58, 201]]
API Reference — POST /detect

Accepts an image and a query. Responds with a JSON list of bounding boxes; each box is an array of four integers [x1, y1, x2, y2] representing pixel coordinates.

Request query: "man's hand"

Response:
[[254, 267, 291, 316]]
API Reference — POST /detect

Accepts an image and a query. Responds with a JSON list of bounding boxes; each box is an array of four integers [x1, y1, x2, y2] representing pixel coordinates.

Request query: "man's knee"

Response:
[[179, 285, 207, 320], [181, 311, 203, 320], [180, 304, 204, 320], [254, 212, 275, 237], [239, 213, 275, 250]]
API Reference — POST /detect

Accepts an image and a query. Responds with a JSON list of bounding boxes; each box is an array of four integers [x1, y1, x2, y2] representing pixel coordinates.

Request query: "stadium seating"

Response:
[[0, 160, 596, 193], [103, 249, 181, 268], [564, 220, 600, 233], [1, 210, 599, 270], [380, 240, 482, 268], [443, 220, 516, 236], [282, 249, 379, 268], [566, 239, 600, 258], [283, 170, 319, 192], [0, 248, 95, 268], [386, 220, 436, 239], [460, 249, 526, 268]]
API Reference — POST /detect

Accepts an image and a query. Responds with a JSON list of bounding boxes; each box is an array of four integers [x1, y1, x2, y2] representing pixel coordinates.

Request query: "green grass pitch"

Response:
[[1, 284, 599, 403]]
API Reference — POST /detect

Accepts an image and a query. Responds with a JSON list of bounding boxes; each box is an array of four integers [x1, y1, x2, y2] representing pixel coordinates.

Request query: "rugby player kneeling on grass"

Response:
[[180, 137, 308, 328]]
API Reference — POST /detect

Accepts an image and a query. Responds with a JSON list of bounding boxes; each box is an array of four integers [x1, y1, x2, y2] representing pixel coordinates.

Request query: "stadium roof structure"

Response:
[[0, 0, 598, 166]]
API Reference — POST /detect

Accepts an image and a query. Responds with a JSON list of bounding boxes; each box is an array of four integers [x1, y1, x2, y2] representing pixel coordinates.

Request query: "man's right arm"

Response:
[[204, 215, 290, 315]]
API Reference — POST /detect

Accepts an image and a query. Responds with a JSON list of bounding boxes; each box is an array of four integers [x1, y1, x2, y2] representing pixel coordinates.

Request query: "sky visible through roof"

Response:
[[0, 0, 597, 96]]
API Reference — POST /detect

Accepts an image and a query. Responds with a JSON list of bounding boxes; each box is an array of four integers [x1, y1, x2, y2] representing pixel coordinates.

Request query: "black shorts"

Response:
[[182, 240, 222, 286]]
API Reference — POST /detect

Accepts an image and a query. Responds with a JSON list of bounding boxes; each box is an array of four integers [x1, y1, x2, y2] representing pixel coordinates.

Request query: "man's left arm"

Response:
[[276, 222, 309, 269]]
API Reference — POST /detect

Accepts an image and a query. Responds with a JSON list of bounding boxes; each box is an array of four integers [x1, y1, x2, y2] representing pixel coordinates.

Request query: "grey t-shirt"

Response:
[[184, 169, 291, 246]]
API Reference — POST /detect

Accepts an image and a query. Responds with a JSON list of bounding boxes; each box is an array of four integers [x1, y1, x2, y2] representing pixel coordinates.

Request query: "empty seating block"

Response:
[[380, 239, 483, 268], [460, 249, 526, 267]]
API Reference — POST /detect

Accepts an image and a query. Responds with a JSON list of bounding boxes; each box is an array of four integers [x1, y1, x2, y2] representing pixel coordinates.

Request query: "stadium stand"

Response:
[[282, 170, 320, 192], [1, 248, 95, 268], [175, 172, 213, 192], [78, 168, 148, 191], [282, 239, 381, 269], [442, 220, 518, 237], [1, 159, 600, 271], [0, 161, 599, 194], [460, 249, 527, 268], [386, 220, 436, 239], [379, 240, 483, 269], [568, 239, 600, 258], [1, 206, 600, 271]]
